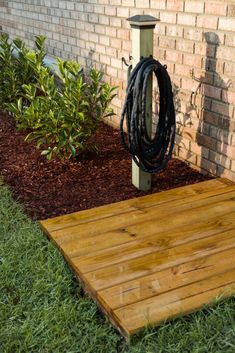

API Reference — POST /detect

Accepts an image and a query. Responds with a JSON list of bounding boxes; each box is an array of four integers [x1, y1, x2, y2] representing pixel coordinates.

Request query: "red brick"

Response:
[[155, 23, 166, 36], [122, 0, 134, 6], [110, 37, 122, 49], [122, 40, 131, 51], [211, 101, 232, 118], [227, 145, 235, 160], [116, 6, 129, 17], [89, 32, 99, 43], [184, 28, 203, 42], [228, 4, 235, 16], [217, 141, 230, 155], [175, 136, 190, 150], [203, 110, 218, 126], [178, 126, 196, 141], [190, 141, 209, 159], [160, 11, 177, 24], [95, 24, 105, 35], [98, 15, 109, 25], [224, 62, 235, 76], [184, 0, 204, 14], [205, 2, 227, 16], [181, 77, 201, 92], [106, 65, 117, 77], [209, 151, 231, 170], [105, 27, 116, 38], [217, 46, 235, 62], [166, 25, 183, 37], [100, 54, 110, 65], [110, 57, 122, 69], [225, 34, 235, 48], [217, 167, 235, 182], [117, 28, 129, 41], [183, 53, 202, 69], [194, 42, 215, 58], [99, 35, 110, 46], [159, 36, 176, 49], [204, 84, 221, 100], [104, 6, 116, 16], [135, 0, 150, 8], [95, 43, 106, 54], [167, 0, 184, 12], [178, 148, 197, 164], [197, 16, 218, 30], [150, 0, 166, 10], [106, 46, 117, 57], [217, 117, 230, 130], [108, 16, 121, 27], [200, 157, 217, 175], [177, 13, 196, 26], [165, 50, 183, 64], [177, 39, 194, 53], [154, 47, 166, 61], [219, 17, 235, 31], [197, 133, 217, 151], [175, 64, 191, 77], [222, 90, 235, 105], [94, 5, 104, 14]]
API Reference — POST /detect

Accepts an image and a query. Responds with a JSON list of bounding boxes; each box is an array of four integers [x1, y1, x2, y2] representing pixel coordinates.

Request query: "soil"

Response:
[[0, 112, 212, 220]]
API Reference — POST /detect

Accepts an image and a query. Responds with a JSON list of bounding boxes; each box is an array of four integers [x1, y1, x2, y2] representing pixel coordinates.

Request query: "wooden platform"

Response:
[[40, 178, 235, 339]]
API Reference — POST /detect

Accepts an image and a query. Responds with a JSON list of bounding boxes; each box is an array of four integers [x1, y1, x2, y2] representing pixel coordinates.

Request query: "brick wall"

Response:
[[0, 0, 235, 181]]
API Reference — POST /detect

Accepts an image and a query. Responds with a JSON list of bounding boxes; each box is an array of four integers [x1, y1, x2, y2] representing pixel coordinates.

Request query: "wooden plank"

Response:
[[39, 178, 235, 339], [98, 246, 235, 310], [80, 228, 235, 291], [113, 267, 235, 337], [49, 185, 235, 248], [40, 178, 232, 233], [68, 192, 235, 271], [50, 211, 235, 261], [67, 212, 235, 270]]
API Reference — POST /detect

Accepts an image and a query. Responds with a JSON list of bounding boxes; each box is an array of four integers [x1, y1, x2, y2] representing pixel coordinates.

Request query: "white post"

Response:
[[127, 15, 159, 191]]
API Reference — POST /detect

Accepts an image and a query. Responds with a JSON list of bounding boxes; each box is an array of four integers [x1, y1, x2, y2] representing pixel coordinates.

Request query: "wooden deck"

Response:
[[40, 178, 235, 339]]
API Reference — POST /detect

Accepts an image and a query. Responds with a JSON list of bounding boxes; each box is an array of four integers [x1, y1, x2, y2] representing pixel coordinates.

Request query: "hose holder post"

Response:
[[127, 15, 159, 30], [126, 15, 159, 191]]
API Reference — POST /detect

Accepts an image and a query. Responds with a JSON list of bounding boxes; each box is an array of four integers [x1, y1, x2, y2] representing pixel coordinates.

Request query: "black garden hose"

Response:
[[120, 57, 176, 173]]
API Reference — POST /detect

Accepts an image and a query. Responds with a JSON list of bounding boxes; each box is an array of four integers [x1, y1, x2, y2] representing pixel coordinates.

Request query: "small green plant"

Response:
[[7, 58, 116, 159], [0, 34, 46, 109]]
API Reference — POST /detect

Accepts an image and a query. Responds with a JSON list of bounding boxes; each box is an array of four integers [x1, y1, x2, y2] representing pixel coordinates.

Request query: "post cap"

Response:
[[127, 15, 159, 29]]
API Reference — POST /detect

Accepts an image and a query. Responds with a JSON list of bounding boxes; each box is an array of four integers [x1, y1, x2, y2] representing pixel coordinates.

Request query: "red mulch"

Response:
[[0, 112, 211, 220]]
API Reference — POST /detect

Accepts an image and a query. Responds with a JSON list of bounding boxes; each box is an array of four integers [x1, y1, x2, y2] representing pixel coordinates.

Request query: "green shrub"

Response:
[[7, 58, 116, 159], [0, 34, 46, 110], [1, 35, 116, 159]]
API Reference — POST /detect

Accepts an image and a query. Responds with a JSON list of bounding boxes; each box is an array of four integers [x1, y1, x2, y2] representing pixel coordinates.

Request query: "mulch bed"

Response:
[[0, 112, 212, 220]]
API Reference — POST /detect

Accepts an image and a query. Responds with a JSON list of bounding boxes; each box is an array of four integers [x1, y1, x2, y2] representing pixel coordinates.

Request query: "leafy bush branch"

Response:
[[0, 35, 116, 159], [0, 34, 46, 109]]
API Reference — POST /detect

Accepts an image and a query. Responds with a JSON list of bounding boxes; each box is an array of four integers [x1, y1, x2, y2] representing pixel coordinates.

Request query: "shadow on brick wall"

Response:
[[195, 32, 231, 177], [174, 32, 232, 177]]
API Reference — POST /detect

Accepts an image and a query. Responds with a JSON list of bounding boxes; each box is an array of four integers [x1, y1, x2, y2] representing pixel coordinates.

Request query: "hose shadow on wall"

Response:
[[173, 32, 231, 176]]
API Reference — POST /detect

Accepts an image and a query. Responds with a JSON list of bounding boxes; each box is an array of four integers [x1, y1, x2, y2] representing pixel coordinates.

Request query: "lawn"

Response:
[[1, 181, 235, 353]]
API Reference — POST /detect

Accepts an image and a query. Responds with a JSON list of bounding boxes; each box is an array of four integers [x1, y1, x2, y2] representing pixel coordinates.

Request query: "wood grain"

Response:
[[81, 228, 235, 291], [40, 178, 232, 233], [47, 185, 235, 248], [39, 178, 235, 339], [98, 246, 235, 310], [113, 268, 235, 336]]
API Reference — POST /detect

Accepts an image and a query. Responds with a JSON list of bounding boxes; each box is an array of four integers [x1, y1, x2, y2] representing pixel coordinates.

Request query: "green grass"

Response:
[[0, 182, 235, 353]]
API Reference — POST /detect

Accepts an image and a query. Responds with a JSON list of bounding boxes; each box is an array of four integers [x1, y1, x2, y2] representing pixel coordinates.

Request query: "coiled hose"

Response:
[[120, 57, 176, 173]]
